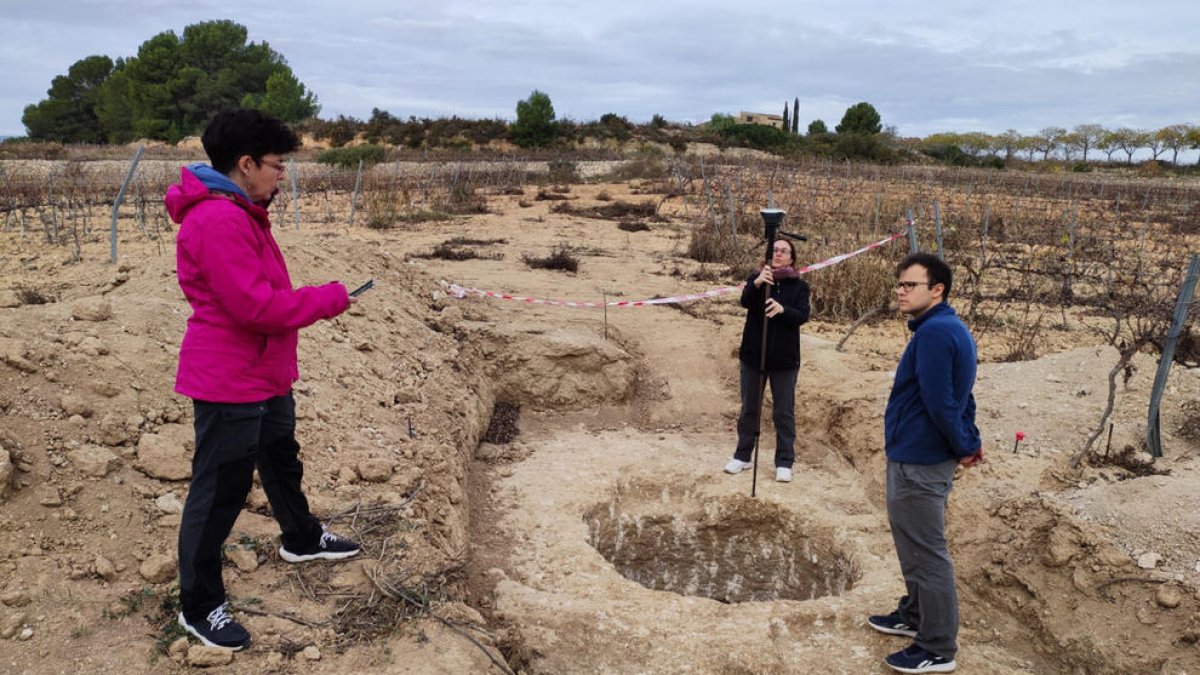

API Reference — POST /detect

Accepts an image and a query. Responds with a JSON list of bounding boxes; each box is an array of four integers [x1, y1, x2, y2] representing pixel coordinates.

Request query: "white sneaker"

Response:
[[775, 467, 792, 482], [724, 459, 752, 474]]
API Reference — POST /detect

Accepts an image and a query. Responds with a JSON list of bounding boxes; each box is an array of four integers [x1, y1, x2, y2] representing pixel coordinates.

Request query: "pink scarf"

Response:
[[771, 265, 800, 280]]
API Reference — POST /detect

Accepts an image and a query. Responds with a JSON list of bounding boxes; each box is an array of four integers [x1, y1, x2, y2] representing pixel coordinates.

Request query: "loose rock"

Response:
[[0, 448, 12, 501], [1156, 585, 1183, 609], [155, 493, 184, 514], [135, 431, 191, 481], [226, 547, 259, 573], [69, 445, 119, 478], [357, 458, 395, 483], [188, 645, 234, 667], [71, 298, 113, 322], [94, 555, 118, 582], [139, 553, 177, 583]]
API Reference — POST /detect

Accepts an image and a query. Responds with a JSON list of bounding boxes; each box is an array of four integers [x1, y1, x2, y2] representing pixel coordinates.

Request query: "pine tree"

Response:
[[782, 103, 790, 134], [792, 98, 800, 134]]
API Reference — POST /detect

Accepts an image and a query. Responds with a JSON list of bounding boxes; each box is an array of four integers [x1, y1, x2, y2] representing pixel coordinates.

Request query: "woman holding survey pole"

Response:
[[723, 237, 811, 483], [165, 108, 363, 651]]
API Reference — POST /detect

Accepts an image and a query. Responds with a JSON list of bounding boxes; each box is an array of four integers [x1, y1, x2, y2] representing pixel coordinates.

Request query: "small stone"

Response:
[[1, 612, 26, 639], [17, 627, 33, 641], [139, 553, 177, 584], [302, 645, 321, 661], [135, 432, 191, 481], [60, 393, 94, 418], [266, 652, 284, 666], [37, 486, 63, 507], [94, 555, 118, 582], [0, 449, 12, 501], [187, 645, 234, 666], [71, 298, 113, 322], [155, 493, 184, 515], [1137, 552, 1161, 570], [356, 458, 394, 483], [1, 591, 31, 608], [1156, 585, 1182, 609], [69, 445, 119, 478], [226, 547, 258, 573]]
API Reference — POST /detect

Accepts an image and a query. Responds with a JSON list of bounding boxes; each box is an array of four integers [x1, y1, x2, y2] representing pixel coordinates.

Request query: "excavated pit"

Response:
[[584, 483, 861, 603]]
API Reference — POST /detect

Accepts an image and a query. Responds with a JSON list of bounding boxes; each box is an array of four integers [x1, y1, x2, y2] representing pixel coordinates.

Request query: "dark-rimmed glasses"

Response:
[[257, 158, 287, 174]]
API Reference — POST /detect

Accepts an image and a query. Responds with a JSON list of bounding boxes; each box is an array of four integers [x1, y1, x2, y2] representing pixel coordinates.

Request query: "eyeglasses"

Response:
[[257, 158, 287, 174], [895, 281, 931, 292]]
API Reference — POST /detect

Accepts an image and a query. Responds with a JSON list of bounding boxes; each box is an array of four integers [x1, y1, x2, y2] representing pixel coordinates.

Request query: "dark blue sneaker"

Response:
[[279, 526, 361, 563], [885, 644, 956, 673], [178, 603, 250, 651], [867, 612, 918, 638]]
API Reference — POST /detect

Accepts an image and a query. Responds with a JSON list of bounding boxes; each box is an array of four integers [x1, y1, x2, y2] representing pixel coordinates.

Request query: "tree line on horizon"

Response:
[[12, 19, 1200, 170]]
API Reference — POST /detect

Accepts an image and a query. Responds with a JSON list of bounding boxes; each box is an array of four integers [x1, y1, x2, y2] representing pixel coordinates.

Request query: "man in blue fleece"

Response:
[[868, 252, 983, 674]]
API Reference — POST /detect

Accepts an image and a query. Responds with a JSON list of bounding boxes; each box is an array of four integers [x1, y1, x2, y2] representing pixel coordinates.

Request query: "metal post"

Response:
[[110, 145, 144, 263], [905, 208, 918, 253], [348, 159, 364, 226], [1146, 254, 1200, 458], [289, 157, 300, 230]]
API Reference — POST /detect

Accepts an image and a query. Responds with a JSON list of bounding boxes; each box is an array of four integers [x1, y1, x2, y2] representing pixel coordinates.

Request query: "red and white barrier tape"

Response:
[[445, 231, 905, 308]]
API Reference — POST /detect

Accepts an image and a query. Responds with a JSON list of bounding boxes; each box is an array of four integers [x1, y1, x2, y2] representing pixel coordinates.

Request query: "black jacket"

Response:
[[738, 271, 811, 370]]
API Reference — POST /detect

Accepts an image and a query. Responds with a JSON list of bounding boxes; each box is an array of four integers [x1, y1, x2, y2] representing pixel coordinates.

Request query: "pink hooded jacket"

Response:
[[166, 167, 349, 403]]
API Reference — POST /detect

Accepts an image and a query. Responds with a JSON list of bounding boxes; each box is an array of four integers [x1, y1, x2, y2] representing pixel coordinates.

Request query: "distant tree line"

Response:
[[914, 124, 1200, 168], [21, 20, 317, 144]]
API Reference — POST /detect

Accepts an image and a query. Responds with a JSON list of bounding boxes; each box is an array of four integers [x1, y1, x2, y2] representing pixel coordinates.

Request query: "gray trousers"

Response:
[[733, 362, 797, 468], [886, 459, 959, 659]]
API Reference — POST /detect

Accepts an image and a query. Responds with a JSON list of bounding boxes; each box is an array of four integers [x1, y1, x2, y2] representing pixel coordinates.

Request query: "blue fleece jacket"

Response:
[[884, 302, 981, 464]]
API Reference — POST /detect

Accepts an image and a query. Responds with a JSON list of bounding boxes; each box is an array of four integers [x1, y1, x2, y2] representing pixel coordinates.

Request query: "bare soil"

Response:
[[1, 168, 1199, 674]]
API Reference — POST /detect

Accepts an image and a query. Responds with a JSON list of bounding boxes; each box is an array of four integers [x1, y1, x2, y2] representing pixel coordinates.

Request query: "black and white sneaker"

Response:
[[279, 526, 361, 563], [868, 612, 919, 638], [885, 644, 956, 673], [178, 603, 251, 651]]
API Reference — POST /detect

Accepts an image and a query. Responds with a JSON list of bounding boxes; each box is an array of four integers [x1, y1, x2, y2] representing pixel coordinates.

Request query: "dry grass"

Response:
[[523, 245, 580, 273]]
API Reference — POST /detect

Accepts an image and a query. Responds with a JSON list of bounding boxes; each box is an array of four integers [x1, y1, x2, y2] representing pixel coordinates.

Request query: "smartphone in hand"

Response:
[[349, 279, 374, 297]]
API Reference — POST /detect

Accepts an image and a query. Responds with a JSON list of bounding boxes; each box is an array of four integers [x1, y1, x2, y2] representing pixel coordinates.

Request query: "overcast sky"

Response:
[[2, 0, 1198, 142]]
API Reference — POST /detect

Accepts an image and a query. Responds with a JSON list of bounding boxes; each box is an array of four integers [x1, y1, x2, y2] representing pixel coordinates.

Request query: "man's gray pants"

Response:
[[886, 459, 959, 659]]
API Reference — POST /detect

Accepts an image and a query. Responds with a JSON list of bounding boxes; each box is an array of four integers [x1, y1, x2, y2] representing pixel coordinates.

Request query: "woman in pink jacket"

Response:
[[166, 109, 359, 651]]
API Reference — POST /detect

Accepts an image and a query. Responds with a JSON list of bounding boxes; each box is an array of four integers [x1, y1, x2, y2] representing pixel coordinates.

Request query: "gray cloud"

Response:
[[1, 1, 1197, 142]]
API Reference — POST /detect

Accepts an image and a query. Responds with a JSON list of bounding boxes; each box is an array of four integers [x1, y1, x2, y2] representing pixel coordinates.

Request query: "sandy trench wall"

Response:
[[953, 493, 1200, 674]]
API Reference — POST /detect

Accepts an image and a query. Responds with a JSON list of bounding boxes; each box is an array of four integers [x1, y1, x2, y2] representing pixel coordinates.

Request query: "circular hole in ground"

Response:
[[584, 485, 860, 603]]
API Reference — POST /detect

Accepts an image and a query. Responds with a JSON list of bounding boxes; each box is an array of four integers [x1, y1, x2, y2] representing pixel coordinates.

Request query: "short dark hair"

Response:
[[897, 252, 953, 298], [201, 108, 301, 175]]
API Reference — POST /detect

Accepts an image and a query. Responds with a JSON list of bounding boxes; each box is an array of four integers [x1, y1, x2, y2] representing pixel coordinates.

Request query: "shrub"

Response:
[[523, 245, 579, 272], [316, 144, 386, 168], [419, 242, 501, 260], [686, 227, 745, 265], [14, 285, 56, 305], [718, 123, 794, 152], [808, 252, 897, 322], [363, 191, 401, 229]]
